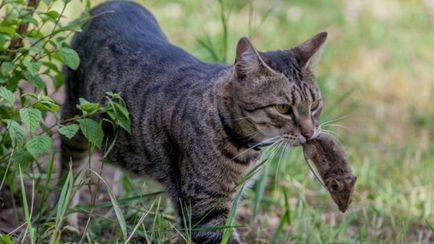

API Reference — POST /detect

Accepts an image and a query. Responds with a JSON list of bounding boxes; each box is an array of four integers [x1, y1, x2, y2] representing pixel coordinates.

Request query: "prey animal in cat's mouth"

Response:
[[303, 133, 357, 212]]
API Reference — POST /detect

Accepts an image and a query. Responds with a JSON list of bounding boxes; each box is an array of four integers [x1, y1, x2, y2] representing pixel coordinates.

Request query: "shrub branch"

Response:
[[7, 0, 41, 60]]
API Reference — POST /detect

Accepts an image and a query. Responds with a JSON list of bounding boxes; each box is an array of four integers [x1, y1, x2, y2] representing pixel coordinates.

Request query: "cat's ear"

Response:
[[234, 37, 273, 79], [295, 32, 327, 72]]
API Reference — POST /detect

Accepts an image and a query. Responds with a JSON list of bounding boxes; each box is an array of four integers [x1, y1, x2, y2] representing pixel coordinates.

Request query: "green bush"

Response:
[[0, 1, 130, 242]]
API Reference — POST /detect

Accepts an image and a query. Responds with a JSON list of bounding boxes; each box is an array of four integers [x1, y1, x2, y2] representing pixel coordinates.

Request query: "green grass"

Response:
[[2, 0, 434, 243]]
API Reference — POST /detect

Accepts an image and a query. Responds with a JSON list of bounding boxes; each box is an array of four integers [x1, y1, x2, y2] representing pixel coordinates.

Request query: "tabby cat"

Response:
[[61, 1, 327, 243]]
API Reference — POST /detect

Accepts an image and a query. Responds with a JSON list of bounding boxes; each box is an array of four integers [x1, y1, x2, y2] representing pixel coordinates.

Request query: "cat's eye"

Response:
[[311, 100, 320, 111], [275, 104, 292, 114]]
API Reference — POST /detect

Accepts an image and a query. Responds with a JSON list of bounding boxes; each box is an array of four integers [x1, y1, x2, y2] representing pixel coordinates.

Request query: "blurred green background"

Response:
[[65, 0, 434, 242]]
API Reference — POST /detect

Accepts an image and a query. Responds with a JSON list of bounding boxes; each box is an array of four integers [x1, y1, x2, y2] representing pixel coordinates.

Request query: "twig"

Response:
[[7, 0, 41, 60]]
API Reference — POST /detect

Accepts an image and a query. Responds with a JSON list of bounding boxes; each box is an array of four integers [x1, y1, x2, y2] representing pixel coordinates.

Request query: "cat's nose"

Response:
[[301, 128, 314, 140], [299, 119, 315, 140]]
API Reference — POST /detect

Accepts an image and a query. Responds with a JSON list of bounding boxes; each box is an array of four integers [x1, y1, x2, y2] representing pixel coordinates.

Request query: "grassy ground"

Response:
[[2, 0, 434, 243]]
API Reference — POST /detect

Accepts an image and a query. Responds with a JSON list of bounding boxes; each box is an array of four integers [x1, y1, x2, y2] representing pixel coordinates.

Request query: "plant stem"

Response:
[[218, 0, 228, 63], [7, 0, 41, 60]]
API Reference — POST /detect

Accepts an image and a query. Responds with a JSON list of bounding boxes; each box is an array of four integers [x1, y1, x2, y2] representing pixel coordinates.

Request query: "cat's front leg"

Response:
[[189, 210, 240, 244], [177, 190, 241, 244]]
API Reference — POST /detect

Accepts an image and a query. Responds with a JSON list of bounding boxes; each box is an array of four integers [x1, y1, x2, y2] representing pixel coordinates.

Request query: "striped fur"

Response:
[[61, 1, 327, 243]]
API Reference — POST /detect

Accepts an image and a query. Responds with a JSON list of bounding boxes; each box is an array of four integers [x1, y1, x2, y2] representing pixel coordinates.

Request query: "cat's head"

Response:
[[219, 32, 327, 147]]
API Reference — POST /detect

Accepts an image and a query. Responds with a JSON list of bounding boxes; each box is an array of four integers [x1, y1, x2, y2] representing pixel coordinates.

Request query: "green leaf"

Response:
[[57, 47, 80, 70], [78, 98, 99, 114], [33, 96, 59, 112], [1, 62, 14, 76], [25, 135, 52, 159], [33, 100, 60, 112], [53, 74, 64, 89], [24, 72, 46, 89], [19, 108, 42, 132], [0, 26, 16, 35], [108, 102, 131, 134], [6, 119, 25, 145], [46, 10, 60, 19], [0, 234, 13, 244], [55, 14, 85, 33], [11, 149, 34, 166], [29, 41, 44, 54], [21, 15, 38, 25], [58, 124, 79, 139], [0, 87, 15, 106], [78, 118, 103, 148], [22, 60, 40, 76], [43, 0, 52, 5]]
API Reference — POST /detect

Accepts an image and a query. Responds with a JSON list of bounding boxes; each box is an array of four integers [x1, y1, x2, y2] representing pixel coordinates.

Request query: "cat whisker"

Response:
[[321, 123, 351, 132], [264, 140, 283, 164], [275, 142, 292, 178], [261, 138, 284, 160], [320, 115, 349, 127], [231, 136, 281, 160], [304, 154, 326, 188], [320, 129, 340, 143], [275, 141, 288, 171]]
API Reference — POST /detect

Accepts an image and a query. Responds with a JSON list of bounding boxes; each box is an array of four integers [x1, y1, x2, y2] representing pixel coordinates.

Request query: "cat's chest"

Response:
[[219, 149, 263, 185]]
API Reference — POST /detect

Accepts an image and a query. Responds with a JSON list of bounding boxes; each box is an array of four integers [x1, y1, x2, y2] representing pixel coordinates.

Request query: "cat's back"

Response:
[[69, 1, 211, 104], [73, 1, 200, 76], [83, 1, 166, 45]]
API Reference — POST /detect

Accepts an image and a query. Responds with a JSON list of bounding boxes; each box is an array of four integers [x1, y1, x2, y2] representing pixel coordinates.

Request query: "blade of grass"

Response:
[[426, 220, 434, 233], [55, 167, 73, 224], [150, 196, 162, 243], [322, 88, 355, 118], [197, 35, 221, 62], [50, 165, 74, 243], [248, 1, 276, 38], [75, 191, 164, 210], [272, 188, 291, 243], [125, 201, 156, 243], [217, 0, 229, 62], [0, 148, 15, 192], [178, 200, 192, 243], [221, 185, 244, 244], [88, 168, 128, 242], [40, 152, 55, 204], [253, 162, 268, 218], [18, 164, 36, 244]]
